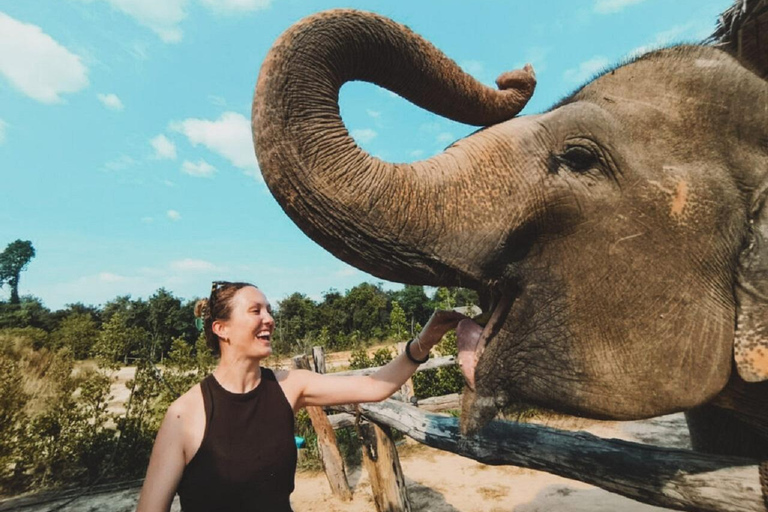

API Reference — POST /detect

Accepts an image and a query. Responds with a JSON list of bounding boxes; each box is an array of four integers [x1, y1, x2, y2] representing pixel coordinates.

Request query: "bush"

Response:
[[411, 331, 464, 399], [348, 346, 394, 371]]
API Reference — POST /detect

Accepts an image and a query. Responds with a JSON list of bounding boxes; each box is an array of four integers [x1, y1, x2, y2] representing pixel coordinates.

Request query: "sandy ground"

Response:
[[3, 412, 690, 511]]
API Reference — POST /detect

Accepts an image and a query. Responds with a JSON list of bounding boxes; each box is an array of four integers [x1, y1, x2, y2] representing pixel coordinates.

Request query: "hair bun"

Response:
[[194, 298, 210, 319]]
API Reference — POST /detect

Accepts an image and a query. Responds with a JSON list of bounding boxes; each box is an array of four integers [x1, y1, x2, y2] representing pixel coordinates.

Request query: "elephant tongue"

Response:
[[457, 319, 484, 390], [455, 293, 514, 392]]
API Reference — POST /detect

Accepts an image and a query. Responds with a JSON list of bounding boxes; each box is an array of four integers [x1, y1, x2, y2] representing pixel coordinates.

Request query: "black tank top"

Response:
[[177, 369, 297, 512]]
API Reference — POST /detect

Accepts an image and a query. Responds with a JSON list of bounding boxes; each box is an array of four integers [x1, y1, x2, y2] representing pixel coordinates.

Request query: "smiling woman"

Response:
[[135, 281, 465, 512]]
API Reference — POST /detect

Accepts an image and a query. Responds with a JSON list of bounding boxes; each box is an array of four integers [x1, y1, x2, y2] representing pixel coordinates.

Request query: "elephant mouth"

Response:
[[457, 290, 515, 391]]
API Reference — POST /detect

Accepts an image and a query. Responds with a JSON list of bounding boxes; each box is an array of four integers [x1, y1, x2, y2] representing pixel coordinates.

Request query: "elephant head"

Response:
[[253, 10, 768, 435]]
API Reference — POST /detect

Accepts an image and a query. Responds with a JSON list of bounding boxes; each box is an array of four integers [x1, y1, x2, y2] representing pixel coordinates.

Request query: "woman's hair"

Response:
[[194, 281, 257, 356]]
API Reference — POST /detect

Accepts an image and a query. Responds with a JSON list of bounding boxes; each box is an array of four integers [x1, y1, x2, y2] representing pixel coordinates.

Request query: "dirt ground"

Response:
[[4, 412, 690, 511]]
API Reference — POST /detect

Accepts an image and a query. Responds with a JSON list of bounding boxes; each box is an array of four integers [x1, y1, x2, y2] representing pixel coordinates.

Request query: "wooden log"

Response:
[[415, 393, 461, 412], [344, 400, 765, 512], [328, 412, 357, 429], [332, 355, 455, 376], [292, 355, 352, 501], [359, 421, 411, 512], [312, 346, 326, 374], [396, 342, 415, 404]]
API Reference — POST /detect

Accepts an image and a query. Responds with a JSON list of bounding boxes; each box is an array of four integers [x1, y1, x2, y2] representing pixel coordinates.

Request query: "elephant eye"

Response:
[[559, 145, 599, 172]]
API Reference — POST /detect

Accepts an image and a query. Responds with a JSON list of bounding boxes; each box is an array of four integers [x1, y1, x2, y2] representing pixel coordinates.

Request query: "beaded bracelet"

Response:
[[405, 337, 429, 364]]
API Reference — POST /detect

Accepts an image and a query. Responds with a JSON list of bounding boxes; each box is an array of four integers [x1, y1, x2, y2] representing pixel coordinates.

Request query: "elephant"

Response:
[[252, 7, 768, 461]]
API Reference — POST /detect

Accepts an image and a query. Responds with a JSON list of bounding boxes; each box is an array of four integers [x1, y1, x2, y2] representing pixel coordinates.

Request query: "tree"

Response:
[[102, 295, 150, 332], [274, 293, 317, 352], [53, 312, 99, 359], [390, 285, 433, 331], [147, 288, 190, 359], [388, 300, 407, 340], [0, 296, 56, 332], [344, 283, 389, 342], [0, 240, 35, 304], [94, 311, 149, 366]]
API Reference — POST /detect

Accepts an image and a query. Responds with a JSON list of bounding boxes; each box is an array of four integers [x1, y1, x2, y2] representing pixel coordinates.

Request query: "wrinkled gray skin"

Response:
[[253, 10, 768, 458]]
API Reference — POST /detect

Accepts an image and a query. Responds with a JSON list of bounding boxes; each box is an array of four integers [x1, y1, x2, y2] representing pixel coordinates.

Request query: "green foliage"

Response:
[[371, 347, 394, 367], [147, 289, 194, 359], [348, 346, 393, 371], [0, 354, 29, 483], [388, 300, 407, 341], [0, 327, 50, 352], [4, 349, 123, 493], [348, 347, 371, 370], [412, 330, 463, 399], [0, 240, 35, 304], [390, 285, 433, 329], [94, 312, 149, 367], [0, 297, 56, 332], [53, 312, 99, 359], [293, 409, 320, 471]]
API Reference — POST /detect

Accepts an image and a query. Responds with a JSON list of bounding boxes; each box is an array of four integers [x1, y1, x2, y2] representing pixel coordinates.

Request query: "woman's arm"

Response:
[[291, 310, 466, 408], [135, 403, 187, 512]]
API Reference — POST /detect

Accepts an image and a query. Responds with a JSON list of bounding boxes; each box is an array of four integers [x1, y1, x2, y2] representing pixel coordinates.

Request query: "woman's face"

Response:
[[215, 286, 275, 359]]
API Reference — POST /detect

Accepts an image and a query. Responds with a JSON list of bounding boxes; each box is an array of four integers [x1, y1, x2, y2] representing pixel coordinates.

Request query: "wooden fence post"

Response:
[[359, 421, 411, 512], [312, 346, 326, 374], [292, 355, 352, 501]]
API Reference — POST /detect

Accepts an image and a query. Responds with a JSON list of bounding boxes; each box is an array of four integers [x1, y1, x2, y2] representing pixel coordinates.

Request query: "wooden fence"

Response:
[[298, 346, 768, 512]]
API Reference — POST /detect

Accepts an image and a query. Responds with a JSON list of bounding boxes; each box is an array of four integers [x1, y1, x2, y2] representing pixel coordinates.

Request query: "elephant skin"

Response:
[[252, 9, 768, 459]]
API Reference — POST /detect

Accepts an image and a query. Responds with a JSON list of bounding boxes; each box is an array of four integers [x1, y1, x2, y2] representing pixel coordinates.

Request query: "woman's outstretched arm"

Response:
[[286, 310, 466, 409]]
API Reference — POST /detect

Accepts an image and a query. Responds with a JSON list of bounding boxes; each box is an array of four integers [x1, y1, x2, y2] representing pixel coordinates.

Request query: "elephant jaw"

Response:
[[456, 291, 515, 435]]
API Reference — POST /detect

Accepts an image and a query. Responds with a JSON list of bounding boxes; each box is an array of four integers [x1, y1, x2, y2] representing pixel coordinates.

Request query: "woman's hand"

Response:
[[413, 310, 468, 356]]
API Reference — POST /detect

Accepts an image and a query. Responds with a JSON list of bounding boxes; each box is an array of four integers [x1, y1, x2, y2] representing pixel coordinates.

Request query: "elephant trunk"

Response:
[[252, 9, 535, 285]]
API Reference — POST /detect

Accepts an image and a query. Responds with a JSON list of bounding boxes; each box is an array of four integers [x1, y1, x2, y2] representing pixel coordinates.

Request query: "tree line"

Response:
[[0, 283, 478, 360]]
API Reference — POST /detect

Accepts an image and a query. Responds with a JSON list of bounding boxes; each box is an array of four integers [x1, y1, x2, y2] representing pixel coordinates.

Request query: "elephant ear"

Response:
[[735, 189, 768, 382]]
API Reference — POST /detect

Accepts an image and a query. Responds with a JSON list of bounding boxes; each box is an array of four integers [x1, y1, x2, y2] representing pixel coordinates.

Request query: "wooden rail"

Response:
[[347, 400, 766, 512]]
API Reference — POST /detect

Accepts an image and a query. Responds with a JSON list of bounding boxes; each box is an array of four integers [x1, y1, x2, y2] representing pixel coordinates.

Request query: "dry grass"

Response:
[[477, 484, 510, 499]]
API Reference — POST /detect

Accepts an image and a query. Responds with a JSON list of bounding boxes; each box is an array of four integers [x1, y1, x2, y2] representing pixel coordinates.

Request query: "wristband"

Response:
[[405, 337, 429, 364]]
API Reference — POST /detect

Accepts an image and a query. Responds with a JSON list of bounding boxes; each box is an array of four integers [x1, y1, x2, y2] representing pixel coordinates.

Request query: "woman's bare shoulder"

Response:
[[165, 382, 204, 422]]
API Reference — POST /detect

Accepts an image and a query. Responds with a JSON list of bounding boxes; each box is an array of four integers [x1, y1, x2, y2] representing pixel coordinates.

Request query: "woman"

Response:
[[136, 281, 465, 512]]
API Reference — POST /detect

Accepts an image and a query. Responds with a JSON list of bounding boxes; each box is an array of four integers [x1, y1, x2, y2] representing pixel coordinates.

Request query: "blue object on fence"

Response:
[[295, 436, 306, 449]]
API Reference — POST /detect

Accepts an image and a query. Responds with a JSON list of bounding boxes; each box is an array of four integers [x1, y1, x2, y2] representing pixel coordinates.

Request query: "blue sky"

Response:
[[0, 0, 733, 310]]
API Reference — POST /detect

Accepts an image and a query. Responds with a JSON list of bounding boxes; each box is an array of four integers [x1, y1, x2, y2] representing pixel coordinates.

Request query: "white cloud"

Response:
[[171, 111, 259, 177], [150, 134, 177, 159], [366, 109, 381, 118], [103, 155, 136, 171], [181, 159, 216, 178], [436, 132, 455, 145], [419, 121, 443, 134], [594, 0, 647, 14], [170, 258, 218, 272], [516, 46, 550, 75], [409, 149, 424, 158], [0, 12, 89, 103], [334, 265, 360, 278], [99, 272, 127, 282], [97, 93, 124, 111], [563, 56, 610, 84], [198, 0, 271, 14], [631, 22, 711, 57], [461, 60, 485, 77], [79, 0, 187, 43], [141, 216, 154, 224], [351, 128, 377, 144], [0, 119, 7, 145], [167, 209, 181, 221]]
